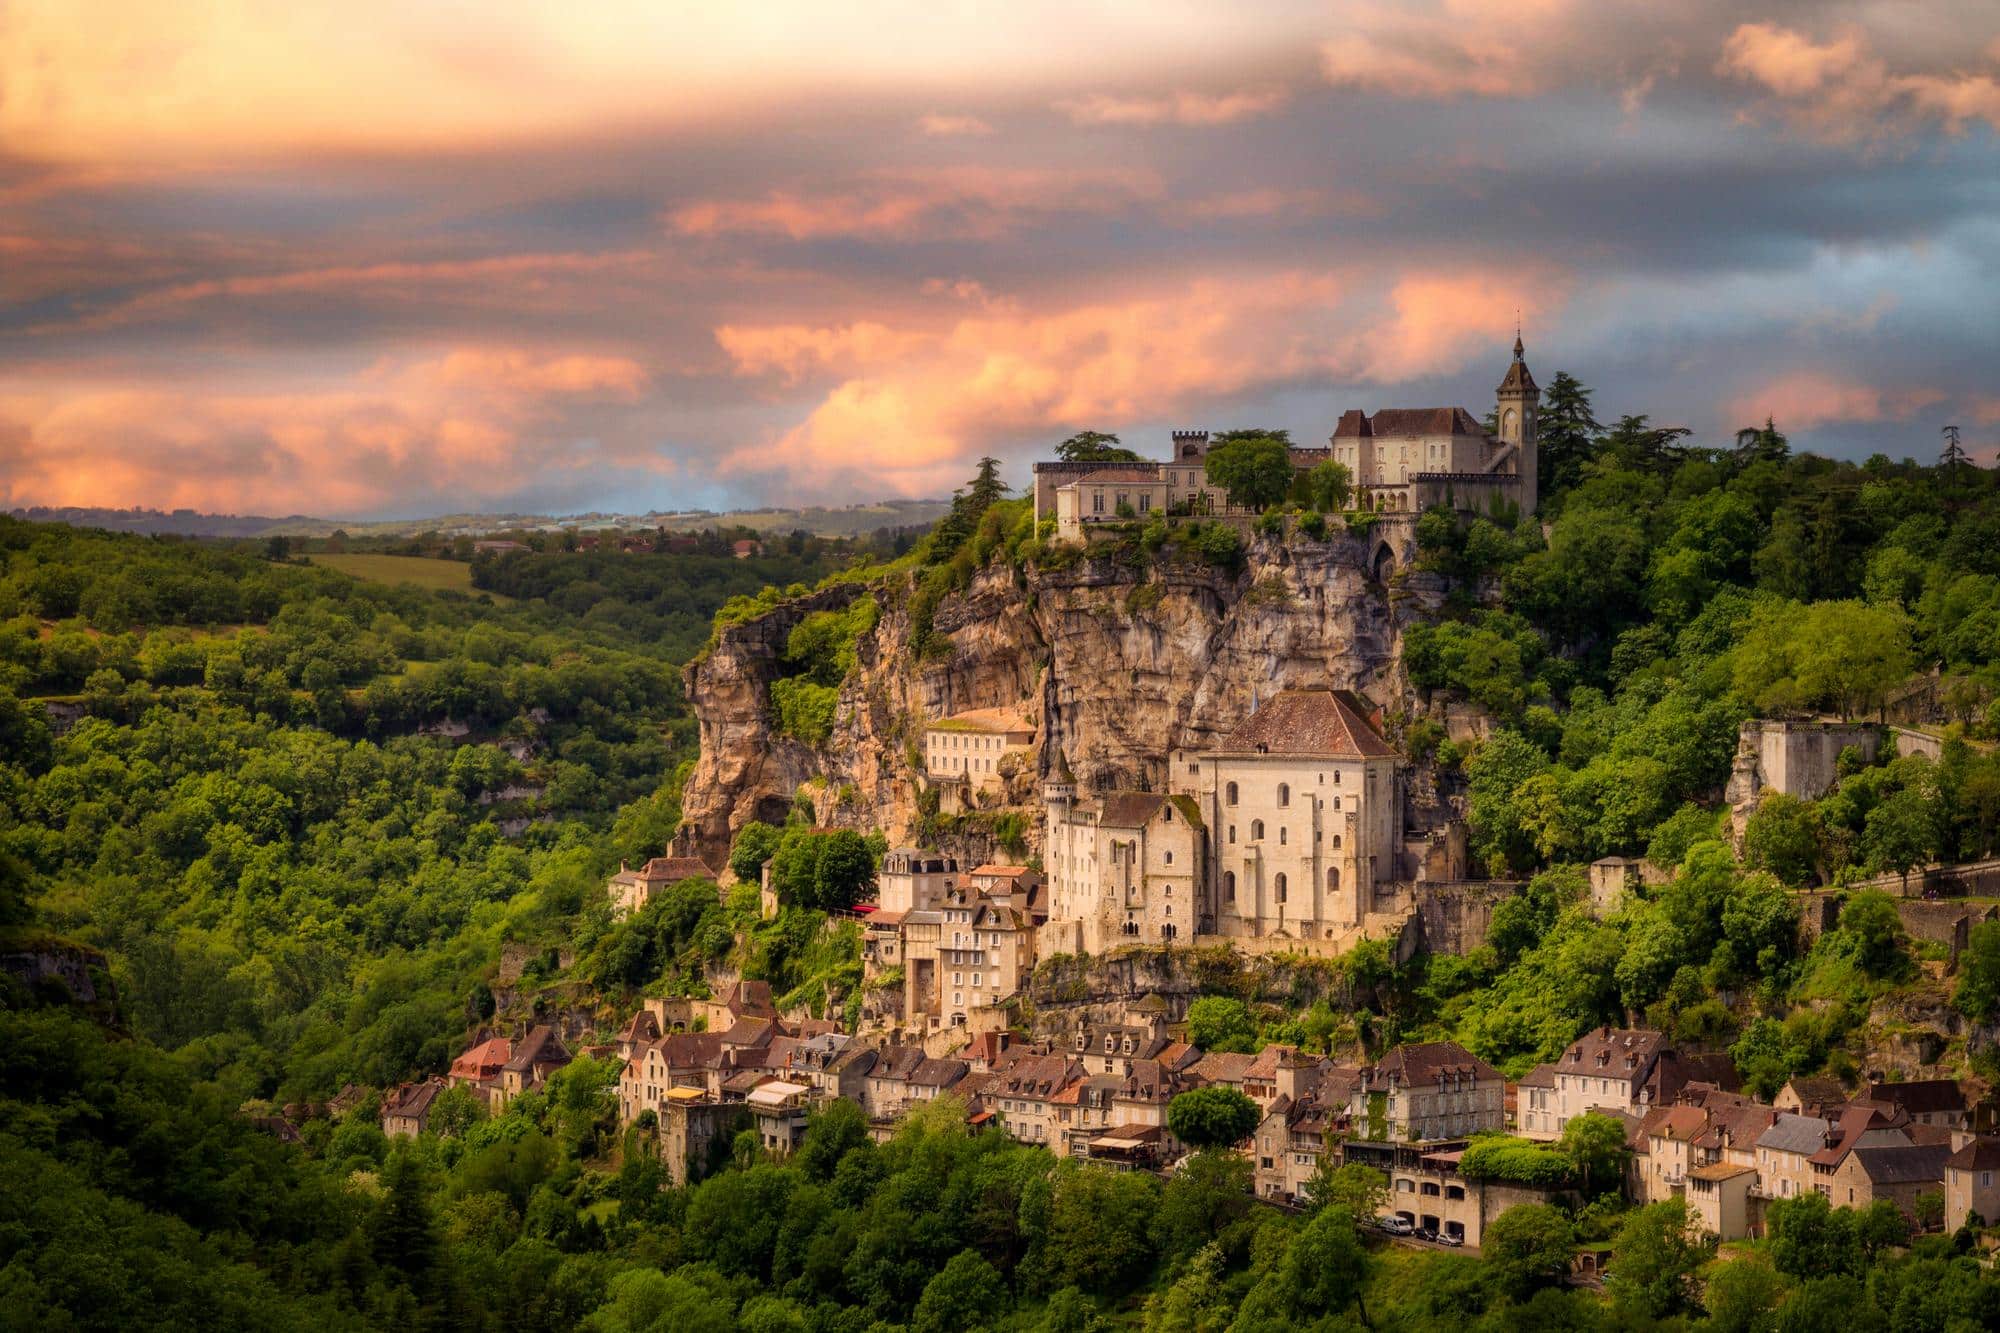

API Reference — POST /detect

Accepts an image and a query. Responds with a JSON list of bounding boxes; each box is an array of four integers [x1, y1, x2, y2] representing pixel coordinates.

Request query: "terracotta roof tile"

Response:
[[1215, 690, 1396, 759]]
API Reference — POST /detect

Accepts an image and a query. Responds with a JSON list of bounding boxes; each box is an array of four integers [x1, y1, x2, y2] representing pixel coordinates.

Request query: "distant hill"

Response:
[[9, 499, 953, 541]]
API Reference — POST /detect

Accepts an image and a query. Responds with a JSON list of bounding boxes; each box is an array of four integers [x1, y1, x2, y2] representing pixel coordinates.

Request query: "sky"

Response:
[[3, 1, 1999, 519]]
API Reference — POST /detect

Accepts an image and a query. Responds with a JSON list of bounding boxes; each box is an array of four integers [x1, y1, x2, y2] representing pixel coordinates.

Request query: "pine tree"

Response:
[[370, 1148, 438, 1292], [1537, 370, 1601, 497]]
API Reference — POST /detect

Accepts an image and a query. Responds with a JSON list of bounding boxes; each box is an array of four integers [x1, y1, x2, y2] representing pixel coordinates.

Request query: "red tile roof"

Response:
[[1216, 690, 1396, 759]]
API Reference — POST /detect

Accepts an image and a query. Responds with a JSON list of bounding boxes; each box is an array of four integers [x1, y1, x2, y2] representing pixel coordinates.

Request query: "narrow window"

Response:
[[1277, 783, 1290, 807], [1225, 781, 1239, 806], [1275, 873, 1288, 904]]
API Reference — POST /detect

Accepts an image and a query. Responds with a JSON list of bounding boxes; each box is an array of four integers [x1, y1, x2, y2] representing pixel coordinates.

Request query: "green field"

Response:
[[309, 553, 507, 600]]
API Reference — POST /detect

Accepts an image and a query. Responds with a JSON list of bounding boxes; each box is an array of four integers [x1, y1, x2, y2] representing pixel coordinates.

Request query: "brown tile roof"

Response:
[[1064, 466, 1164, 484], [1191, 1051, 1259, 1084], [1215, 689, 1396, 759], [1865, 1079, 1966, 1117], [719, 1017, 775, 1048], [504, 1026, 570, 1075], [1783, 1076, 1849, 1112], [1376, 1041, 1501, 1086], [726, 980, 776, 1017], [383, 1079, 444, 1121], [616, 855, 717, 885], [911, 1057, 968, 1089], [1098, 791, 1169, 829], [1947, 1137, 2000, 1171], [1560, 1027, 1667, 1086], [1644, 1105, 1709, 1143], [931, 708, 1034, 736], [1365, 407, 1488, 438], [871, 1046, 929, 1084], [1517, 1063, 1558, 1089]]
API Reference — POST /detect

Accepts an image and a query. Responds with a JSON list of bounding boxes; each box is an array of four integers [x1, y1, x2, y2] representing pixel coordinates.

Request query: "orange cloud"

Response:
[[1054, 87, 1289, 127], [666, 168, 1162, 241], [0, 346, 664, 514], [916, 113, 993, 137], [1319, 0, 1581, 101], [1718, 22, 2000, 138], [1725, 372, 1946, 432], [715, 265, 1563, 495]]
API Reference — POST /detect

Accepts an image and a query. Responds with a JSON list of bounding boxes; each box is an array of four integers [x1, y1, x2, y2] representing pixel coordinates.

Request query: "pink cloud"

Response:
[[1725, 372, 1946, 432], [666, 168, 1163, 242], [0, 345, 665, 514], [1718, 21, 2000, 138], [1054, 87, 1288, 127], [915, 113, 993, 137], [714, 264, 1564, 495]]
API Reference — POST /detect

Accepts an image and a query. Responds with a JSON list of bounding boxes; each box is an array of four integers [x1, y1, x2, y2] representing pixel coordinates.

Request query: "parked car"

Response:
[[1376, 1215, 1414, 1235], [1439, 1231, 1464, 1247], [1415, 1226, 1439, 1243]]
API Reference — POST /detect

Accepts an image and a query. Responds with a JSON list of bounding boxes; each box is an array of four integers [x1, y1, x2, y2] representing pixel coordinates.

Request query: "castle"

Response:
[[1033, 337, 1540, 540]]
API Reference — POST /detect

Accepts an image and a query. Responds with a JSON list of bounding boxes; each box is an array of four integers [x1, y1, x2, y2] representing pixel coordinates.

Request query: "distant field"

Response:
[[309, 553, 508, 600]]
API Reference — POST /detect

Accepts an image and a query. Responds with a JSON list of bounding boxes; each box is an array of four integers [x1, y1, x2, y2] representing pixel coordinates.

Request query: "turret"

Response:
[[1495, 333, 1540, 512], [1043, 745, 1076, 812]]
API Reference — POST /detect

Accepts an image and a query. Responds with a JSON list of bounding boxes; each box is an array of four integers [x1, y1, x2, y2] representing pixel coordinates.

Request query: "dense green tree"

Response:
[[1607, 1199, 1712, 1320], [1184, 996, 1257, 1053], [1055, 431, 1141, 463], [1480, 1203, 1574, 1302], [1165, 1086, 1260, 1150], [913, 1250, 1008, 1333], [1202, 435, 1294, 512]]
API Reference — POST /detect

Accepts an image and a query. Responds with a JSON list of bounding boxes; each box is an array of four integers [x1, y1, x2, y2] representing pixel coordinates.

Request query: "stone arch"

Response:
[[1370, 538, 1397, 581]]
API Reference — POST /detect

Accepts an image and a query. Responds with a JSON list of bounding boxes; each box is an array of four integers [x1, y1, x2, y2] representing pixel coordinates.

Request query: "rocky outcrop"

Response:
[[678, 521, 1428, 867]]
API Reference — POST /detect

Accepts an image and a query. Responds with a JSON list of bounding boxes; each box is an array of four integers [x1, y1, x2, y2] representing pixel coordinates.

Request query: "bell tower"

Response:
[[1495, 331, 1540, 512]]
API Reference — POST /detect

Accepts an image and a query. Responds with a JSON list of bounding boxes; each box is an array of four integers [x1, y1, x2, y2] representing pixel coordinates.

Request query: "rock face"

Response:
[[679, 522, 1425, 867]]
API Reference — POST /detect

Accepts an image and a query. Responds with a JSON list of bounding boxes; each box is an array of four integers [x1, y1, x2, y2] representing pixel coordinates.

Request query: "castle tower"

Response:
[[1495, 333, 1540, 512]]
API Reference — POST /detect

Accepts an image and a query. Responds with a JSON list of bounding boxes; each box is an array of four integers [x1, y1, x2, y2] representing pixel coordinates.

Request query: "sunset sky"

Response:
[[4, 1, 1999, 518]]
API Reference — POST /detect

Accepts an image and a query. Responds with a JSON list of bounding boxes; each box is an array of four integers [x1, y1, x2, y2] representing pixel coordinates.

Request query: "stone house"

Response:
[[1356, 1041, 1505, 1143], [1827, 1143, 1952, 1218], [381, 1079, 445, 1138], [1516, 1064, 1559, 1140], [992, 1054, 1084, 1149], [924, 709, 1034, 805], [1687, 1163, 1759, 1240], [746, 1081, 814, 1156], [1862, 1080, 1968, 1130], [448, 1036, 513, 1107], [608, 855, 718, 917], [498, 1025, 572, 1106], [1944, 1137, 2000, 1230]]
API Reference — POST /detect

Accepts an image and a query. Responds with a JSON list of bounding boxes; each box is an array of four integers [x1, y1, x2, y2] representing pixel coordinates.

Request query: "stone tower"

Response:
[[1495, 333, 1540, 513]]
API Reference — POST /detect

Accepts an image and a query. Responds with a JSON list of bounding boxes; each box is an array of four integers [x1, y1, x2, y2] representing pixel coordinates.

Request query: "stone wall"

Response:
[[1413, 880, 1520, 956]]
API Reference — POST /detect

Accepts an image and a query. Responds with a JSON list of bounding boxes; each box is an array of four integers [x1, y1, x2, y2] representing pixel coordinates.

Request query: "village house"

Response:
[[992, 1053, 1085, 1149], [924, 708, 1035, 807], [1253, 1066, 1361, 1203], [1861, 1079, 1968, 1130], [1516, 1064, 1559, 1140], [1687, 1162, 1759, 1240], [448, 1035, 513, 1107], [745, 1080, 813, 1155], [1367, 1141, 1570, 1246], [607, 855, 718, 917], [1827, 1143, 1952, 1218], [1774, 1076, 1851, 1119], [1171, 689, 1403, 940], [1067, 1016, 1173, 1077], [1354, 1041, 1505, 1143], [381, 1079, 446, 1138], [497, 1025, 572, 1106], [1944, 1137, 2000, 1230]]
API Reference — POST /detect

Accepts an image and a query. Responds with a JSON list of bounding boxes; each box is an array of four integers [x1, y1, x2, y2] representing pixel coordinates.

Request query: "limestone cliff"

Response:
[[679, 523, 1435, 867]]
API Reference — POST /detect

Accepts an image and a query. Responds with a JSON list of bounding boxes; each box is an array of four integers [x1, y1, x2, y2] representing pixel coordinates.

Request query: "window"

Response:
[[1275, 873, 1287, 903], [1327, 868, 1340, 892], [1331, 834, 1342, 849], [1225, 781, 1238, 806], [1228, 824, 1236, 844], [1278, 827, 1287, 845], [1223, 871, 1236, 901], [1163, 850, 1174, 865], [1251, 820, 1264, 840], [1138, 493, 1151, 513], [1277, 783, 1290, 807], [1092, 492, 1104, 514]]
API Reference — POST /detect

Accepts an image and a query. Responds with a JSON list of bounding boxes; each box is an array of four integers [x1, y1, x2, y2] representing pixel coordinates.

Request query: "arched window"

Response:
[[1228, 824, 1236, 844], [1223, 871, 1236, 902], [1331, 834, 1343, 850], [1163, 849, 1174, 865], [1277, 783, 1290, 807], [1327, 868, 1340, 893], [1225, 781, 1239, 806], [1279, 827, 1287, 845], [1250, 820, 1264, 841], [1274, 873, 1288, 904]]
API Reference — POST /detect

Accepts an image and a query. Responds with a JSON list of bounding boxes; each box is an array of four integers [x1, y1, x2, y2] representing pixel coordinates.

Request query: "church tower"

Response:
[[1495, 332, 1540, 513]]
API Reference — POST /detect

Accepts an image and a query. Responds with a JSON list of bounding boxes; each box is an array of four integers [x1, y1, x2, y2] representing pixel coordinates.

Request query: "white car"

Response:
[[1376, 1215, 1414, 1235]]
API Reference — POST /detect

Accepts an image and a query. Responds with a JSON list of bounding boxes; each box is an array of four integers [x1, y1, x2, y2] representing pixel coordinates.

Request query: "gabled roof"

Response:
[[1758, 1112, 1833, 1156], [384, 1080, 443, 1120], [504, 1026, 570, 1074], [1947, 1137, 2000, 1171], [1375, 1041, 1501, 1086], [1099, 791, 1169, 829], [1517, 1063, 1558, 1089], [1191, 1051, 1258, 1085], [929, 707, 1034, 736], [870, 1046, 929, 1084], [616, 855, 716, 885], [1854, 1143, 1950, 1186], [451, 1037, 513, 1079], [1643, 1105, 1709, 1143], [911, 1057, 968, 1089], [1865, 1079, 1966, 1116], [1213, 689, 1397, 759], [719, 1017, 775, 1049]]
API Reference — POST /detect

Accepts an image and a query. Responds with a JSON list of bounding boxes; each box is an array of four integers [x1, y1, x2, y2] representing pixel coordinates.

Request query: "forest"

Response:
[[5, 379, 2000, 1328]]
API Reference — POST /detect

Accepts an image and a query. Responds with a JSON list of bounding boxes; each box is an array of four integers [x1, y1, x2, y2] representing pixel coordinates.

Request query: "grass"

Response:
[[308, 553, 509, 602]]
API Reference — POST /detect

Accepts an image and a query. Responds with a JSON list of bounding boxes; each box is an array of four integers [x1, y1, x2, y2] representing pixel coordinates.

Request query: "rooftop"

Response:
[[1212, 689, 1397, 759]]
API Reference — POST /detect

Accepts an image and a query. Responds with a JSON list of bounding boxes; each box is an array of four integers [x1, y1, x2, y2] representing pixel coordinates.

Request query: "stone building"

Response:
[[924, 707, 1034, 807], [1041, 766, 1205, 955], [1354, 1041, 1505, 1143], [1171, 689, 1402, 938], [607, 855, 718, 917], [1033, 338, 1539, 541], [1944, 1137, 2000, 1230]]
